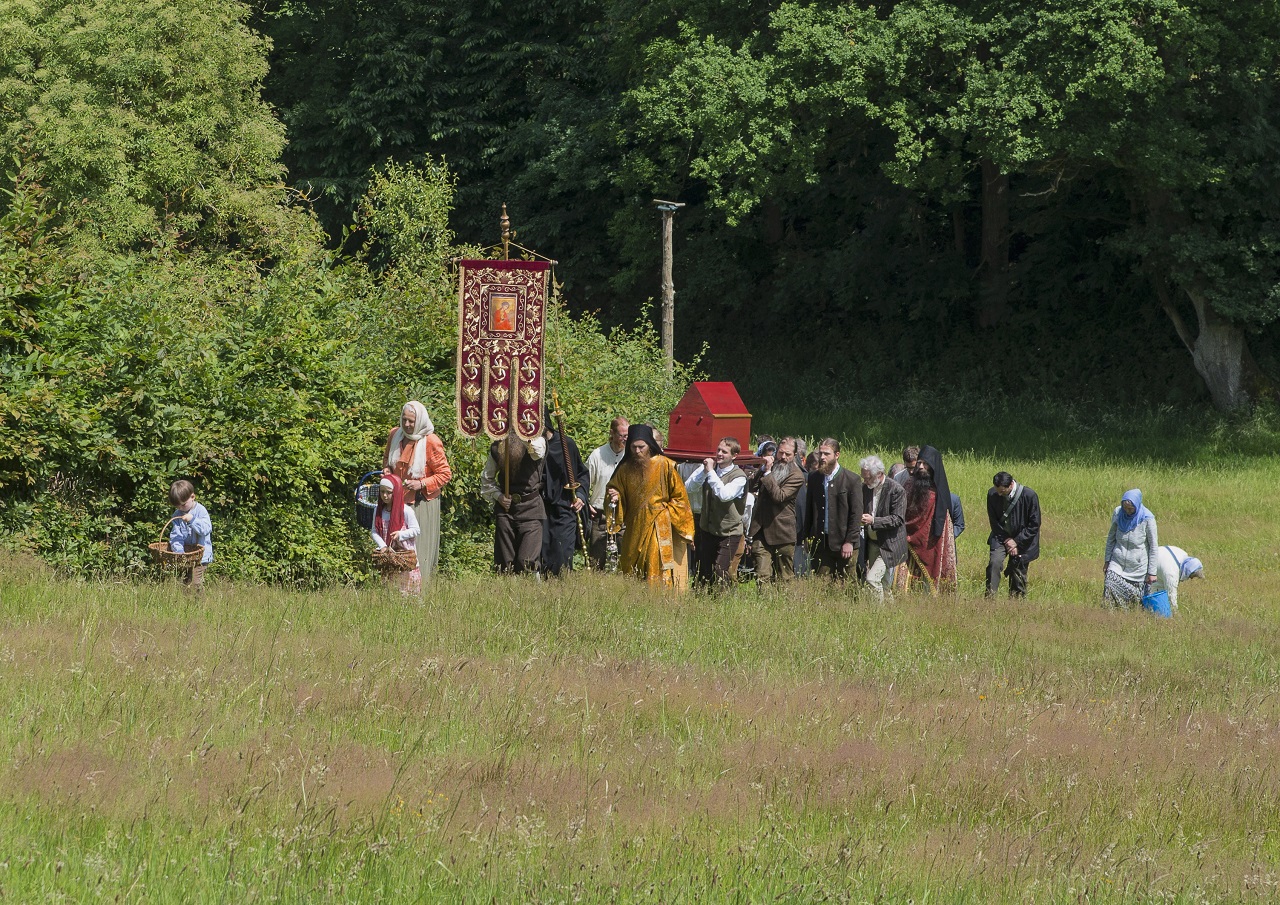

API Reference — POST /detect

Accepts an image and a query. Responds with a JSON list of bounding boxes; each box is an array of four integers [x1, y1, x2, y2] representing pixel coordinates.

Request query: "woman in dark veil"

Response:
[[899, 445, 958, 594]]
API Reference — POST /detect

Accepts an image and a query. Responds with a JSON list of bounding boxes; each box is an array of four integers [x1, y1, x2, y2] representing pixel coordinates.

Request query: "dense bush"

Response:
[[0, 162, 697, 584]]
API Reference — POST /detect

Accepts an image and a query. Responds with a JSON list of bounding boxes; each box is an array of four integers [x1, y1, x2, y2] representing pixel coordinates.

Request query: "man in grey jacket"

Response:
[[859, 455, 907, 601]]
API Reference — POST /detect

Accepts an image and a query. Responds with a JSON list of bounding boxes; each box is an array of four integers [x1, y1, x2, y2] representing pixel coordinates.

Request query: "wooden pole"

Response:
[[653, 200, 684, 377], [500, 204, 513, 499], [500, 203, 511, 262]]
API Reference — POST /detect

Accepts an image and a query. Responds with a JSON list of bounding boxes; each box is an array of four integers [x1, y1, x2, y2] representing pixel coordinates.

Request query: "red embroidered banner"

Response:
[[456, 259, 549, 440]]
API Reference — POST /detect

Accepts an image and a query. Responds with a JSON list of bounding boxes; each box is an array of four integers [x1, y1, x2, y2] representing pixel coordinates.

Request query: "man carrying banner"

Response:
[[480, 436, 547, 574]]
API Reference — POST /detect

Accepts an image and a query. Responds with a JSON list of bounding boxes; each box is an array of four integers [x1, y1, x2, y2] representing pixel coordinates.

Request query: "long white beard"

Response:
[[772, 463, 792, 483]]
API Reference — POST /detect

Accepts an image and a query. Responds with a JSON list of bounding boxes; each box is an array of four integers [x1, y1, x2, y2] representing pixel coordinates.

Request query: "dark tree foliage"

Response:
[[260, 0, 610, 246], [257, 0, 1280, 410]]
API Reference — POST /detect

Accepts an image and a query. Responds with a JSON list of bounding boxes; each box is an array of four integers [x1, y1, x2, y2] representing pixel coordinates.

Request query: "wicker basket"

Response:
[[372, 548, 418, 572], [354, 470, 383, 529], [148, 517, 205, 567]]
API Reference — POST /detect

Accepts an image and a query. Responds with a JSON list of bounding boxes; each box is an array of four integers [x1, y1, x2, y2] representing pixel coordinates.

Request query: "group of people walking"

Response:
[[364, 401, 1203, 610], [602, 429, 1044, 601]]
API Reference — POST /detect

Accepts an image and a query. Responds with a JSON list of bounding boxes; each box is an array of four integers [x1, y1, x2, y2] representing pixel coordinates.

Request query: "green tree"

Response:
[[0, 0, 307, 253], [625, 0, 1280, 409]]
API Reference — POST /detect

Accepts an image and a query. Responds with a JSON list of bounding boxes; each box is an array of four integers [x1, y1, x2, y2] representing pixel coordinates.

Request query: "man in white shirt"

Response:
[[585, 417, 628, 569], [683, 437, 748, 586]]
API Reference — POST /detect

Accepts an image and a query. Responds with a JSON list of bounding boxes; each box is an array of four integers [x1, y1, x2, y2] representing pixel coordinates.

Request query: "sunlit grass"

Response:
[[1, 444, 1279, 902]]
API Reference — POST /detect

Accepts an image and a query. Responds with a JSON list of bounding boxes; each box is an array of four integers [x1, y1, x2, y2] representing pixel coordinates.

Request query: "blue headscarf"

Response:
[[1115, 489, 1154, 533], [1180, 556, 1203, 580]]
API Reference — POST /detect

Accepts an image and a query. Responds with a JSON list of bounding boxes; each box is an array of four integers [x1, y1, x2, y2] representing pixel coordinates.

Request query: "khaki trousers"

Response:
[[752, 538, 796, 582]]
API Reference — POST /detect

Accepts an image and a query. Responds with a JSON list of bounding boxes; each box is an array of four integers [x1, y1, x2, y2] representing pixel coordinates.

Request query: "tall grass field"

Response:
[[3, 420, 1279, 902]]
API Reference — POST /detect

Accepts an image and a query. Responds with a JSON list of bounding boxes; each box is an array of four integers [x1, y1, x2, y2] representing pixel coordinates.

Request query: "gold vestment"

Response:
[[606, 455, 695, 591]]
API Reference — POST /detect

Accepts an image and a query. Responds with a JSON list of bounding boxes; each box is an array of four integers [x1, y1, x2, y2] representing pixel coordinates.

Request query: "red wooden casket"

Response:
[[664, 382, 752, 462]]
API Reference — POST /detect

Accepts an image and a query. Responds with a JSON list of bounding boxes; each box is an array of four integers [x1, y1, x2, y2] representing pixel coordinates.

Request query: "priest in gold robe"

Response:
[[606, 424, 695, 591]]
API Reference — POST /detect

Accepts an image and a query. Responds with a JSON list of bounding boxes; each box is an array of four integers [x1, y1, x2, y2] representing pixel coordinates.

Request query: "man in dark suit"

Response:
[[542, 423, 590, 576], [749, 437, 806, 582], [801, 438, 860, 580], [986, 471, 1042, 597], [858, 455, 907, 601]]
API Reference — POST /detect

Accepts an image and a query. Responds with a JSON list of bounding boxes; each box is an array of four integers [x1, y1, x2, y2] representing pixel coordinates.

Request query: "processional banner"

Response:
[[456, 259, 549, 441]]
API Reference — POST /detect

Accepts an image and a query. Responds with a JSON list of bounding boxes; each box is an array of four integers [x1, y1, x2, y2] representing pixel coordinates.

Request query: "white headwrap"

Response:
[[389, 401, 435, 479]]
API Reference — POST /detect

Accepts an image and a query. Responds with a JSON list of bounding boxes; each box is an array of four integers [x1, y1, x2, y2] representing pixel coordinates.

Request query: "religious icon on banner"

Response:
[[456, 260, 549, 440], [490, 294, 517, 333]]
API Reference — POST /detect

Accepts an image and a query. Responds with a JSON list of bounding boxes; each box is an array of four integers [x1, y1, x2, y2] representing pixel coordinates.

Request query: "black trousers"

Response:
[[810, 537, 852, 580], [587, 514, 611, 570], [987, 544, 1029, 597], [543, 504, 581, 575]]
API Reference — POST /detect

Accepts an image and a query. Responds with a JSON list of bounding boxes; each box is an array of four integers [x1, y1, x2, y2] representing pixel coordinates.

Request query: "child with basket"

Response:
[[371, 474, 421, 594], [168, 479, 214, 590]]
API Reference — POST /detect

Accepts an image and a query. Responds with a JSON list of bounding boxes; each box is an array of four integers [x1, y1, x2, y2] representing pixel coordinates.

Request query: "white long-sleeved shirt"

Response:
[[586, 442, 626, 510], [683, 463, 747, 513], [479, 437, 547, 503], [371, 504, 420, 551]]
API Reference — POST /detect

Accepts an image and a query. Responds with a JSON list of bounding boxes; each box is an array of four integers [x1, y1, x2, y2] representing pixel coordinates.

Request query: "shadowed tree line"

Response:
[[257, 0, 1280, 411]]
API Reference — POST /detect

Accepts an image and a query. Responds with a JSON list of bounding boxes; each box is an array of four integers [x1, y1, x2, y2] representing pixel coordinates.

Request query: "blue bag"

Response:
[[353, 470, 382, 530], [1141, 589, 1172, 618]]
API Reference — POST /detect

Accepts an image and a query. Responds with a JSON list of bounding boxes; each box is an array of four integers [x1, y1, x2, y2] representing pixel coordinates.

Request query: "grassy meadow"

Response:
[[3, 413, 1280, 902]]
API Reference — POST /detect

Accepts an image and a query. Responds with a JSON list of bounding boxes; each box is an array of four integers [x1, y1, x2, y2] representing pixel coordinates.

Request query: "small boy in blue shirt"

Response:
[[168, 479, 213, 590]]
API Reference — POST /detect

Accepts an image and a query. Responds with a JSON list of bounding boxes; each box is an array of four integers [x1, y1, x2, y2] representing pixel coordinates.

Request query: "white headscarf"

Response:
[[389, 401, 435, 479]]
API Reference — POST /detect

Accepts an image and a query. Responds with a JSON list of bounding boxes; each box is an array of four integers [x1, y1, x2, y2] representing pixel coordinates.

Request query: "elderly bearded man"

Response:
[[801, 438, 861, 580], [480, 435, 547, 574], [858, 455, 907, 602], [749, 437, 805, 582], [684, 437, 748, 587]]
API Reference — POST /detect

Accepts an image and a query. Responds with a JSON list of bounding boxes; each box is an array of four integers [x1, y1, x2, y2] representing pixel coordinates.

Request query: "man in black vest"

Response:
[[480, 435, 547, 574], [684, 436, 747, 586], [801, 438, 861, 580], [986, 471, 1042, 597]]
